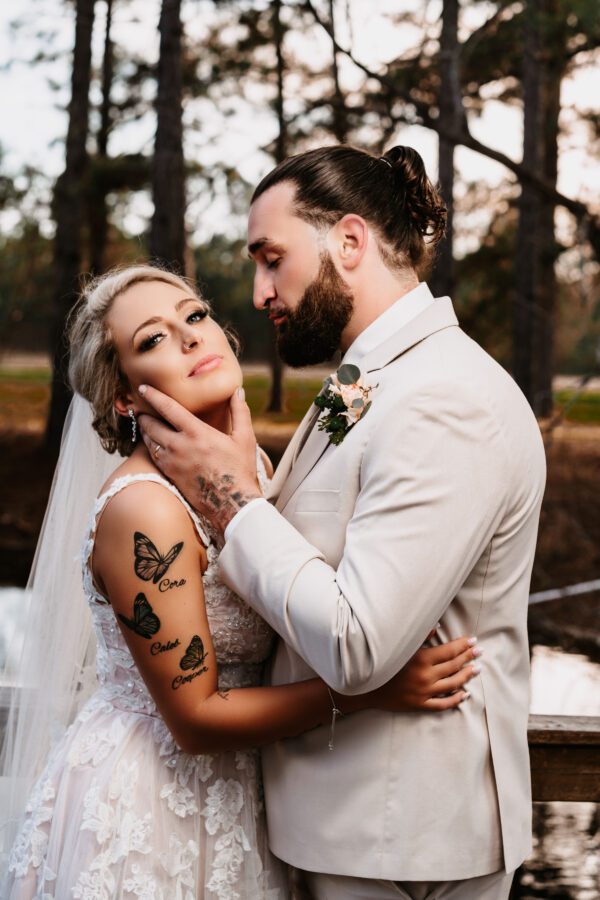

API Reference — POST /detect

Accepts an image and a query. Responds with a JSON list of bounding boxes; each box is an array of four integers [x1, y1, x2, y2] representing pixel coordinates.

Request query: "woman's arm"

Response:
[[93, 481, 478, 754]]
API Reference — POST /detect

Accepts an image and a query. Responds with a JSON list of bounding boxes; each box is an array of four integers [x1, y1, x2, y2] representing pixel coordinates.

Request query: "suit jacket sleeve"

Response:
[[218, 382, 510, 694]]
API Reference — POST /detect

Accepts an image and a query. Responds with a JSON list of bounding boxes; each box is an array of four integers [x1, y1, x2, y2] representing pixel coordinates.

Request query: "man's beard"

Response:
[[275, 252, 354, 367]]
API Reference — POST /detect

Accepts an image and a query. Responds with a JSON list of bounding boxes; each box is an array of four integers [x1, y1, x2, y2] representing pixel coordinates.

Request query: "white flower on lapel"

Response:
[[314, 364, 377, 445]]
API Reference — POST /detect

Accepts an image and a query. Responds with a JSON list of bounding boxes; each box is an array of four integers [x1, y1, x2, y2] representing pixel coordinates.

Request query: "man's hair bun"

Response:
[[381, 146, 447, 245]]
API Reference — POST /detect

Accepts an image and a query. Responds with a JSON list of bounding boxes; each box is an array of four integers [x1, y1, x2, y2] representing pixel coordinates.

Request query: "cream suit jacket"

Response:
[[218, 296, 547, 881]]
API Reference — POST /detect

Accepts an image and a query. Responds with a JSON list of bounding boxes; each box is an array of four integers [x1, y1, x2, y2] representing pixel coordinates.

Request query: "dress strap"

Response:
[[81, 473, 210, 605]]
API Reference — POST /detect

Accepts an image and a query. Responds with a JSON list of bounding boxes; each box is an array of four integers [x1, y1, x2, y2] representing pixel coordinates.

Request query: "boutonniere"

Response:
[[314, 364, 378, 446]]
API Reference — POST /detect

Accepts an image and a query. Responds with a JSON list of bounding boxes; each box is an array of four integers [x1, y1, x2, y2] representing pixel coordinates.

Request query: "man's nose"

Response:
[[253, 270, 275, 310]]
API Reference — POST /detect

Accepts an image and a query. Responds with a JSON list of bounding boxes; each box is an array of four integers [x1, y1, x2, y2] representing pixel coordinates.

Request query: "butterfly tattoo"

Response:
[[134, 531, 183, 584], [118, 593, 161, 639], [179, 635, 209, 671]]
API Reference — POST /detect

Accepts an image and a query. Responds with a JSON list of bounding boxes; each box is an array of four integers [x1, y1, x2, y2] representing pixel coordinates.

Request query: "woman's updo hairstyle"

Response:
[[251, 144, 446, 274], [68, 264, 217, 458]]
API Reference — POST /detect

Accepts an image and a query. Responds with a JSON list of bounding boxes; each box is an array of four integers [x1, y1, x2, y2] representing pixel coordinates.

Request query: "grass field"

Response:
[[1, 367, 599, 429]]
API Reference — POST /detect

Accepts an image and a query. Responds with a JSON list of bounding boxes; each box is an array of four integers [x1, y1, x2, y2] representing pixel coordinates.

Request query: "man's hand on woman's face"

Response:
[[137, 385, 262, 534]]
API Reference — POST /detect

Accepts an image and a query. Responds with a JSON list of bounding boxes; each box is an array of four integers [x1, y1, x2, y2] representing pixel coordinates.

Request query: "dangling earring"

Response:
[[128, 408, 137, 444]]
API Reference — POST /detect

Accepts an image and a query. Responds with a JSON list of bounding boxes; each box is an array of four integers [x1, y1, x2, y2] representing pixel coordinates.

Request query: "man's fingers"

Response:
[[137, 413, 178, 452], [138, 384, 196, 433], [229, 387, 255, 445]]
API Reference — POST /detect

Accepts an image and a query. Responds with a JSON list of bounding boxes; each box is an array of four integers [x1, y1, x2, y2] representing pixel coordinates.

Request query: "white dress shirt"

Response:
[[224, 282, 436, 541]]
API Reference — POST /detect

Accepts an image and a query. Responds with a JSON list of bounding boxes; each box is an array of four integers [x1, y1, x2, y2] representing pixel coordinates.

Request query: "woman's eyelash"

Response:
[[187, 308, 208, 322], [137, 309, 208, 352], [139, 332, 163, 352]]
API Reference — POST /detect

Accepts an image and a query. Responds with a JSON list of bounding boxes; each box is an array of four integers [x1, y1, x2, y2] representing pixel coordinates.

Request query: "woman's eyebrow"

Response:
[[131, 298, 203, 345]]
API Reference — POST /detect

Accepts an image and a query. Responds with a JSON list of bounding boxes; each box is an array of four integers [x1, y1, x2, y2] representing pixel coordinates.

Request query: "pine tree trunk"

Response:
[[329, 0, 348, 144], [514, 0, 563, 416], [89, 0, 114, 275], [514, 0, 542, 407], [45, 0, 96, 454], [150, 0, 185, 272], [534, 2, 563, 417], [430, 0, 460, 298], [266, 0, 286, 414]]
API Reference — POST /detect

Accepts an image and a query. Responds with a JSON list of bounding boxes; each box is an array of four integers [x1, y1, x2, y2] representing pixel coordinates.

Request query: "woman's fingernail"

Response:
[[237, 386, 245, 401], [471, 663, 482, 675], [460, 691, 471, 701], [467, 636, 478, 646], [472, 646, 483, 658], [139, 384, 147, 396], [436, 622, 441, 629]]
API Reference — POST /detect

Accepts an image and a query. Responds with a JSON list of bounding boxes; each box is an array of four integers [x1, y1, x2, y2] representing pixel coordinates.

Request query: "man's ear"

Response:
[[327, 214, 369, 271]]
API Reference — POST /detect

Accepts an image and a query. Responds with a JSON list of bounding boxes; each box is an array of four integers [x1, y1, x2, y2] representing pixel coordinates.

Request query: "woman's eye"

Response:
[[187, 308, 208, 323], [138, 332, 163, 352]]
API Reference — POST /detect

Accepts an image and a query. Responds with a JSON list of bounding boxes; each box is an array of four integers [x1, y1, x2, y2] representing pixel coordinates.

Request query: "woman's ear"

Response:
[[327, 214, 369, 271], [114, 391, 135, 419]]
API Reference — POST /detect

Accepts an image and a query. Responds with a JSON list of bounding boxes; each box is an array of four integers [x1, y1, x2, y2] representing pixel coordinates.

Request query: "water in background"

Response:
[[1, 589, 598, 895]]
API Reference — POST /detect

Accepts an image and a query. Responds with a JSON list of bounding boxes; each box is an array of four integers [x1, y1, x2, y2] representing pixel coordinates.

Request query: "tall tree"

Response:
[[430, 0, 462, 297], [45, 0, 96, 454], [328, 0, 348, 143], [150, 0, 186, 272], [89, 0, 114, 275], [266, 0, 287, 413]]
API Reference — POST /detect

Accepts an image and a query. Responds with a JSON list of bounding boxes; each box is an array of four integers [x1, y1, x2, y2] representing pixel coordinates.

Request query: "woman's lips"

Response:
[[188, 355, 223, 376]]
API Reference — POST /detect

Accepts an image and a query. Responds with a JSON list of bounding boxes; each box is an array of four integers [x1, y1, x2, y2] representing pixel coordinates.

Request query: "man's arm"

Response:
[[218, 382, 509, 695]]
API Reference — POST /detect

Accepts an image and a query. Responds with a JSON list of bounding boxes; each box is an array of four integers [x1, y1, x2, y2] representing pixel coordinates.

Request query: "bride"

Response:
[[0, 265, 479, 899]]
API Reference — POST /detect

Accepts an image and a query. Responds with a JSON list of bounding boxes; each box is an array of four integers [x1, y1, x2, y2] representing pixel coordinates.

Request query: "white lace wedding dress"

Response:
[[4, 469, 290, 900]]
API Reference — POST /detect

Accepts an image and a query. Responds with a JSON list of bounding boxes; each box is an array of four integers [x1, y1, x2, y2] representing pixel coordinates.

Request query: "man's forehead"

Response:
[[247, 182, 298, 246]]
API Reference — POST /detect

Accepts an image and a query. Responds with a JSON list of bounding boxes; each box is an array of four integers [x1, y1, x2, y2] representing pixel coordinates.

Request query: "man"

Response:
[[139, 145, 546, 899]]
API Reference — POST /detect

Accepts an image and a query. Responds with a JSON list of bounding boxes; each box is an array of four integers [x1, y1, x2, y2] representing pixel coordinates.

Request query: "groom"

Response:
[[139, 145, 546, 899]]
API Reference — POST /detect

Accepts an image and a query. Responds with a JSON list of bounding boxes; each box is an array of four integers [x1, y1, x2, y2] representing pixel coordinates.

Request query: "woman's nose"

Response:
[[181, 330, 199, 351]]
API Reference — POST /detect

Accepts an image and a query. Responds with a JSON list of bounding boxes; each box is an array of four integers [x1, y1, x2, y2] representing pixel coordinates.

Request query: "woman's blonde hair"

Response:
[[68, 264, 219, 457]]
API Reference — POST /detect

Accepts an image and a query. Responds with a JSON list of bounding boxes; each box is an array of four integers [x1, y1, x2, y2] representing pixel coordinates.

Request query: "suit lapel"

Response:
[[275, 411, 330, 511], [362, 297, 458, 374], [266, 401, 321, 504]]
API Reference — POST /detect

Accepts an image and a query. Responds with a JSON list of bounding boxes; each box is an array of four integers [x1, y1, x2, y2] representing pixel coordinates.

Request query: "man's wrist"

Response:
[[214, 491, 262, 535]]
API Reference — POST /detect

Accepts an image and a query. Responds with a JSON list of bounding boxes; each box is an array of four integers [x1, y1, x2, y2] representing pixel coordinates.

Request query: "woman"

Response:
[[1, 265, 480, 899]]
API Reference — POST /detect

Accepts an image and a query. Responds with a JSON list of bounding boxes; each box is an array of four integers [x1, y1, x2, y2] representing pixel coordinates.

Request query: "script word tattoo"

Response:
[[172, 635, 209, 690], [158, 577, 186, 593], [134, 531, 184, 584], [118, 593, 160, 639], [150, 638, 181, 656]]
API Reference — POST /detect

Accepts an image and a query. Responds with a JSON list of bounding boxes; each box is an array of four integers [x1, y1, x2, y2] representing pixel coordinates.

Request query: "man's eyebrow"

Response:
[[131, 297, 202, 345], [247, 238, 283, 258]]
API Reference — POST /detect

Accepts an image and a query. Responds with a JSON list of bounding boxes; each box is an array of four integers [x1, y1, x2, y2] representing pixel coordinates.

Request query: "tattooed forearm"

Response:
[[118, 593, 160, 638], [196, 474, 260, 532], [150, 638, 181, 655], [217, 690, 230, 701], [158, 577, 186, 593], [134, 531, 184, 583], [171, 635, 209, 690]]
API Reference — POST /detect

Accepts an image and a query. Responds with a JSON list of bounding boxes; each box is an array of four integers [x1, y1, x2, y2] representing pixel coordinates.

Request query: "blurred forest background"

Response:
[[0, 0, 599, 662]]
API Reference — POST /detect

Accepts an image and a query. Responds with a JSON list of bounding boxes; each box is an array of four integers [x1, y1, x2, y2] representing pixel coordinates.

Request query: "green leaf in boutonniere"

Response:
[[313, 365, 377, 446]]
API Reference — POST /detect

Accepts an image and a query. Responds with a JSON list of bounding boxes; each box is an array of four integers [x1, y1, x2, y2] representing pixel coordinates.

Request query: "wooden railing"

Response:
[[528, 714, 600, 802]]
